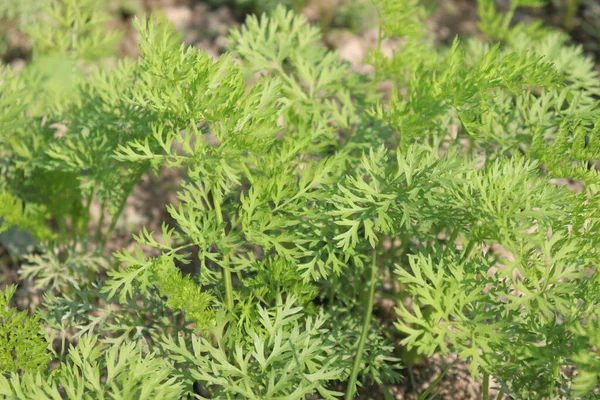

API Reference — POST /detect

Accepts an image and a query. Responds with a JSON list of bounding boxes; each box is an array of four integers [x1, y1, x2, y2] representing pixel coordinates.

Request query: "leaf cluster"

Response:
[[0, 0, 599, 399]]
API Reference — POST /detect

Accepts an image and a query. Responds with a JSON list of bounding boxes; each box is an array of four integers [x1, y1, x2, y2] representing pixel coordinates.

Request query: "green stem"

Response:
[[408, 367, 417, 393], [213, 193, 234, 312], [460, 238, 477, 263], [448, 226, 460, 246], [482, 372, 490, 400], [223, 252, 234, 311], [388, 238, 396, 294], [61, 332, 66, 360], [328, 274, 338, 306], [94, 199, 107, 248], [240, 161, 254, 185], [56, 216, 69, 246], [564, 0, 579, 31], [495, 388, 504, 400], [81, 186, 95, 237], [502, 5, 517, 33], [99, 194, 129, 253], [345, 251, 378, 399], [369, 0, 383, 53]]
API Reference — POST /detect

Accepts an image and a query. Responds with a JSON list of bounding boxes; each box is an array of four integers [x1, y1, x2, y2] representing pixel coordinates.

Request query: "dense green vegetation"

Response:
[[1, 0, 599, 398]]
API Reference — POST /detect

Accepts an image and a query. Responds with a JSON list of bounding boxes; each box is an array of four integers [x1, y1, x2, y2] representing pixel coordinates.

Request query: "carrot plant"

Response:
[[0, 0, 599, 398]]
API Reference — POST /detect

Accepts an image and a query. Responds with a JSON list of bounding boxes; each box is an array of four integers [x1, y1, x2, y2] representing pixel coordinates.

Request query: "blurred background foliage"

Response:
[[0, 0, 598, 66]]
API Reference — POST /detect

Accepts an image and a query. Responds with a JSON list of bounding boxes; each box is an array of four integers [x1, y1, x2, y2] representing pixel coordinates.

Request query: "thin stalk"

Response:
[[452, 124, 462, 148], [448, 226, 460, 246], [213, 194, 234, 312], [345, 251, 378, 399], [56, 216, 70, 252], [328, 274, 338, 306], [408, 367, 417, 394], [94, 199, 107, 248], [81, 185, 95, 237], [564, 0, 579, 31], [240, 162, 254, 185], [388, 237, 396, 294], [222, 252, 234, 311], [502, 5, 517, 33], [460, 238, 477, 263], [369, 0, 383, 54], [495, 388, 504, 400], [99, 194, 129, 253], [482, 372, 490, 400], [61, 333, 66, 360]]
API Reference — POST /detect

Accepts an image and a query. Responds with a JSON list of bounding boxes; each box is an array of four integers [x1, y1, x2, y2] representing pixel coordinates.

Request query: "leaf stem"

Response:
[[99, 193, 129, 253], [460, 238, 476, 263], [482, 372, 490, 400], [345, 251, 378, 399], [564, 0, 579, 30], [502, 5, 518, 33], [213, 193, 234, 312], [328, 274, 338, 306], [448, 226, 460, 246], [223, 252, 234, 311], [94, 199, 107, 248], [495, 388, 504, 400]]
